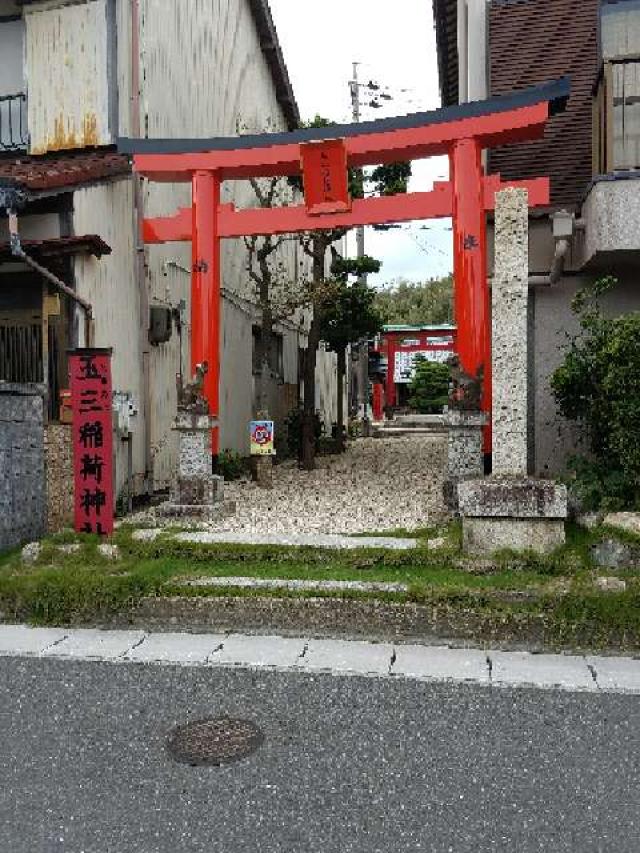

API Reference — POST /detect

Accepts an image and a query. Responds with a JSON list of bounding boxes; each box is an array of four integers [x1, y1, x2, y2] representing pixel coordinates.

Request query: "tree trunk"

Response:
[[301, 315, 320, 470], [336, 347, 346, 452], [300, 238, 327, 470]]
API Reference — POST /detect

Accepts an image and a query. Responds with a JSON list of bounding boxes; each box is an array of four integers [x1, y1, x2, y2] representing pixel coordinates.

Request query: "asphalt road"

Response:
[[1, 656, 639, 852]]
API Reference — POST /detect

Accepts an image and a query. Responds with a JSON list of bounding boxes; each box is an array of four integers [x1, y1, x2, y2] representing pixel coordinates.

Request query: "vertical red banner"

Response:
[[69, 348, 114, 535], [300, 139, 351, 215]]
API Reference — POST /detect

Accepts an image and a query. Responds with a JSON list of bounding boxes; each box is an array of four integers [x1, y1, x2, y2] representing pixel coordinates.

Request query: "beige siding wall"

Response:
[[135, 0, 320, 474], [24, 0, 112, 154], [71, 179, 145, 499]]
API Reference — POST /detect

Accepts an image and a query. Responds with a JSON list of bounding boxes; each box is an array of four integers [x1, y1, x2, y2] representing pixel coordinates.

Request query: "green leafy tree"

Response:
[[374, 276, 454, 326], [320, 255, 383, 450], [551, 276, 640, 510], [408, 357, 450, 414]]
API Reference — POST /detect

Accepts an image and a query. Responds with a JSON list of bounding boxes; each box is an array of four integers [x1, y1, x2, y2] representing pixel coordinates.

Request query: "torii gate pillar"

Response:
[[191, 171, 221, 453], [451, 138, 491, 445]]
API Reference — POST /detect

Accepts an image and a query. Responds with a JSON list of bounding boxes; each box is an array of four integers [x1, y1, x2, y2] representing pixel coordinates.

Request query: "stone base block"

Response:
[[443, 410, 487, 513], [462, 517, 566, 555], [251, 456, 273, 489], [458, 477, 568, 519], [156, 499, 236, 522], [458, 476, 568, 555], [170, 475, 223, 506]]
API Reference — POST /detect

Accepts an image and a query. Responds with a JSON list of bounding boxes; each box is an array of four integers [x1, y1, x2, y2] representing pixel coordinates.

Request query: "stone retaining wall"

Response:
[[44, 424, 74, 533], [0, 383, 46, 551]]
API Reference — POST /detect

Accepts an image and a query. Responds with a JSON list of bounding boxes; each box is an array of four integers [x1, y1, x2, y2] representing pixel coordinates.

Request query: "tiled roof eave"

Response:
[[0, 148, 131, 195]]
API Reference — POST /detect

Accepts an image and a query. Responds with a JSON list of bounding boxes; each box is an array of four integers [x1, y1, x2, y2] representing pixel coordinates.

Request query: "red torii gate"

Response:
[[119, 78, 569, 454]]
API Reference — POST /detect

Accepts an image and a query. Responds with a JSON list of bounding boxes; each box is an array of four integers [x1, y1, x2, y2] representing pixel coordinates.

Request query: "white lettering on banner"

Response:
[[393, 349, 453, 383]]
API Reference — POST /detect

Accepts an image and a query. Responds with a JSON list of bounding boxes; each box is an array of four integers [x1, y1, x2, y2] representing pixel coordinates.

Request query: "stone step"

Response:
[[373, 426, 447, 437], [169, 577, 410, 594], [172, 531, 418, 550]]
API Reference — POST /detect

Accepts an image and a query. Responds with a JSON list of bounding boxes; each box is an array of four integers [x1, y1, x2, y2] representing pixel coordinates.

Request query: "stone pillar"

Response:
[[251, 455, 273, 489], [492, 187, 529, 476], [458, 188, 567, 554], [443, 409, 487, 512], [158, 411, 230, 520]]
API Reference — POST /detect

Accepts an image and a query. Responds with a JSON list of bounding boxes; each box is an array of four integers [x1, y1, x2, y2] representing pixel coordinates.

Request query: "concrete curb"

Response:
[[2, 624, 640, 693]]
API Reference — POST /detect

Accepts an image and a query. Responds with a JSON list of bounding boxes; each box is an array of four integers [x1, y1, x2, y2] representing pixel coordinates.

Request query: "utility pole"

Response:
[[348, 62, 371, 430], [350, 62, 366, 272]]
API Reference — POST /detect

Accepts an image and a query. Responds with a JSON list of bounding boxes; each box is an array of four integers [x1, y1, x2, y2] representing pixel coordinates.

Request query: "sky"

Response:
[[268, 0, 454, 288]]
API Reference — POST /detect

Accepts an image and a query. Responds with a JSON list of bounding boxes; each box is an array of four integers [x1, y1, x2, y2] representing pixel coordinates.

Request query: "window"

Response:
[[252, 327, 284, 379], [600, 0, 640, 169], [601, 0, 640, 59]]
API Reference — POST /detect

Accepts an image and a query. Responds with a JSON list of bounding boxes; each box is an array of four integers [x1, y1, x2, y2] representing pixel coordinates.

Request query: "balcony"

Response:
[[593, 57, 640, 175], [580, 58, 640, 269], [0, 93, 28, 152]]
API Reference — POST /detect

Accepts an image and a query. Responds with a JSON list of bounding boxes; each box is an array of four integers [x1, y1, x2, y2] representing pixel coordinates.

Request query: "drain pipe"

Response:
[[528, 210, 574, 287], [131, 0, 154, 494], [528, 238, 570, 287], [8, 208, 95, 346]]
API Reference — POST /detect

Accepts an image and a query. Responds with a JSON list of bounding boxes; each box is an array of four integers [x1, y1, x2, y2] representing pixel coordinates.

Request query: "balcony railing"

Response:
[[0, 93, 28, 152], [593, 56, 640, 174]]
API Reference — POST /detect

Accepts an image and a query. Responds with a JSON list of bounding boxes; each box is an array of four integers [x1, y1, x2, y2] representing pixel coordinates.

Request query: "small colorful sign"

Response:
[[250, 420, 275, 456], [69, 348, 114, 535]]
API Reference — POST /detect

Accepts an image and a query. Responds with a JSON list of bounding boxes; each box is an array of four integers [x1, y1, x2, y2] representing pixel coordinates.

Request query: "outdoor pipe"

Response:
[[528, 237, 570, 287], [7, 209, 96, 346]]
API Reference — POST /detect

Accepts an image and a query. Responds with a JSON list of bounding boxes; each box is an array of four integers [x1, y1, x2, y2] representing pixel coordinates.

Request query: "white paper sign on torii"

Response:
[[393, 350, 452, 384]]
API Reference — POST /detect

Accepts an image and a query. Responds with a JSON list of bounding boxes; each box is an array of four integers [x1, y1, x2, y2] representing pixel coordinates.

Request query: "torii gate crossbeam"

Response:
[[119, 78, 569, 454]]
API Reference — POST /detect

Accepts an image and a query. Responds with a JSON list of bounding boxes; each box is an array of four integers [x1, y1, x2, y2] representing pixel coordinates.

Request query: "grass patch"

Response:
[[1, 519, 639, 648]]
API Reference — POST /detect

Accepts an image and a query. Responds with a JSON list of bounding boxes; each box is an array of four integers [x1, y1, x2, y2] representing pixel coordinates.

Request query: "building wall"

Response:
[[132, 0, 319, 476], [488, 215, 640, 477], [532, 269, 640, 476], [24, 0, 114, 153], [17, 0, 334, 487], [488, 0, 599, 210], [0, 213, 60, 243], [0, 16, 24, 96], [71, 178, 146, 498]]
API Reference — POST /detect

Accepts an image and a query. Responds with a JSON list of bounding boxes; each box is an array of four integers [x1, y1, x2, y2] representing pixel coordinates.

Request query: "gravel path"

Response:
[[211, 435, 446, 536], [130, 435, 447, 536]]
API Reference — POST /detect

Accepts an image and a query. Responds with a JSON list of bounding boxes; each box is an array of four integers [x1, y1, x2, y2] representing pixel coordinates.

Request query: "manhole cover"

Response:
[[166, 717, 264, 767]]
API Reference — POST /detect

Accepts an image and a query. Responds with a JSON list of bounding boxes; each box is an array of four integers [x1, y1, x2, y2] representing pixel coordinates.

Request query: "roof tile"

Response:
[[0, 148, 131, 192]]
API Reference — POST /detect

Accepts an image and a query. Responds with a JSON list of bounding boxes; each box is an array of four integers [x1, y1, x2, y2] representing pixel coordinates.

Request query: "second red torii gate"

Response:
[[119, 78, 569, 453]]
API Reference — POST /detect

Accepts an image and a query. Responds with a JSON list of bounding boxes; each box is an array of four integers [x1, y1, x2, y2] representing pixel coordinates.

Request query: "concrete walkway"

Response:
[[1, 625, 640, 693]]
